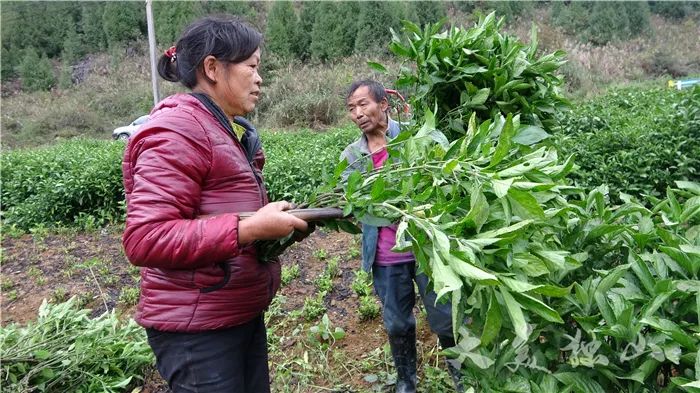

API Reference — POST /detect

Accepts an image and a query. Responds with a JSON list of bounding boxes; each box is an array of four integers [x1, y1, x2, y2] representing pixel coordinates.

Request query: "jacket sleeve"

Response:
[[122, 128, 241, 269]]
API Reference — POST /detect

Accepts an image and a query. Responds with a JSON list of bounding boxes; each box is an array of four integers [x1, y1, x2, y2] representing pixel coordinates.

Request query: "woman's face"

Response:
[[216, 48, 262, 117]]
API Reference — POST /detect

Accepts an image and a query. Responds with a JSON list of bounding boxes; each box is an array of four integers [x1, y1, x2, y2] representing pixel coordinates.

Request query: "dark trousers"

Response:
[[372, 262, 454, 341], [146, 315, 269, 393]]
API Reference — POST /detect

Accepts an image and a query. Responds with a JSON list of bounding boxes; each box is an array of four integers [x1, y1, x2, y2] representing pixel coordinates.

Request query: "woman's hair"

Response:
[[158, 15, 262, 89]]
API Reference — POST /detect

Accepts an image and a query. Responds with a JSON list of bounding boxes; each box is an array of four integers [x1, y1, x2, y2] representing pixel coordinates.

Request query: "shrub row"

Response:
[[1, 127, 358, 231], [555, 85, 700, 200]]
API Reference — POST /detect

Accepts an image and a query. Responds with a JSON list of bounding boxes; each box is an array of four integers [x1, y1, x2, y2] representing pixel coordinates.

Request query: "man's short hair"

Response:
[[346, 80, 387, 104]]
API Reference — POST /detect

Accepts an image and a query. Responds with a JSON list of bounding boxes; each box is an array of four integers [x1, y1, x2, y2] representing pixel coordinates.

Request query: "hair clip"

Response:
[[164, 46, 177, 63]]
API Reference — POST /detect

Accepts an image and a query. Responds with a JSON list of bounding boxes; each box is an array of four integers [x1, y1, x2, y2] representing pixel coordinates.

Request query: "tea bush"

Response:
[[1, 127, 358, 231], [555, 85, 700, 200], [1, 139, 126, 230]]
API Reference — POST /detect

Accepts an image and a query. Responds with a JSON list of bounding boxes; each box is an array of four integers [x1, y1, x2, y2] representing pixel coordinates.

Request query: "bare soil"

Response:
[[1, 227, 447, 393]]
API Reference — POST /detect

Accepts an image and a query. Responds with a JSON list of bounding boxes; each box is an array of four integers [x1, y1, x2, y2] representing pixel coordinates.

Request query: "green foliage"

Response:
[[308, 313, 346, 346], [352, 270, 373, 298], [80, 2, 108, 53], [555, 86, 700, 199], [311, 15, 700, 391], [354, 2, 402, 54], [302, 292, 327, 322], [551, 1, 651, 45], [117, 287, 140, 306], [0, 297, 153, 392], [102, 2, 144, 49], [649, 1, 700, 19], [310, 2, 359, 61], [262, 127, 357, 203], [481, 1, 534, 22], [281, 264, 301, 287], [358, 295, 380, 321], [387, 13, 569, 141], [153, 1, 205, 45], [409, 1, 447, 27], [18, 48, 55, 92], [265, 1, 300, 59], [1, 139, 126, 231]]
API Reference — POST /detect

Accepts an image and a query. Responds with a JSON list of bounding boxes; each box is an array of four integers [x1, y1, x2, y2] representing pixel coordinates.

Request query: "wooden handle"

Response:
[[201, 208, 345, 222]]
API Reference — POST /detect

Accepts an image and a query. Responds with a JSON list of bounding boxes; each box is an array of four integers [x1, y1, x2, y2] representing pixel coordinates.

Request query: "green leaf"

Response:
[[481, 290, 502, 346], [499, 287, 528, 341], [511, 292, 563, 323], [447, 254, 498, 283], [512, 125, 550, 146], [553, 372, 606, 393], [675, 181, 700, 195], [491, 178, 513, 199], [470, 88, 490, 105], [490, 113, 515, 167], [465, 185, 489, 232], [507, 188, 545, 219], [640, 316, 696, 349], [366, 61, 388, 73]]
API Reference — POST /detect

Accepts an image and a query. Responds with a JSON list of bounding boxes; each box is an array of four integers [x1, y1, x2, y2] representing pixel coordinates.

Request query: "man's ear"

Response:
[[380, 98, 389, 113], [201, 55, 219, 84]]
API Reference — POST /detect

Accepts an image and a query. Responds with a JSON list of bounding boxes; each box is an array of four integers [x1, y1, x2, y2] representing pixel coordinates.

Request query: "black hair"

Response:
[[158, 15, 262, 89], [346, 79, 388, 104]]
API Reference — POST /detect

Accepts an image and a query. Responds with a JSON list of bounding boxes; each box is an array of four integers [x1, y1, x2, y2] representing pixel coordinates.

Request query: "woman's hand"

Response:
[[238, 201, 309, 245]]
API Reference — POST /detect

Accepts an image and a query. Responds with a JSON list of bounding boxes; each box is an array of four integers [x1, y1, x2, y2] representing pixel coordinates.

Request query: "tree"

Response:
[[81, 2, 107, 53], [265, 1, 299, 59], [354, 2, 401, 54], [296, 2, 319, 60], [18, 48, 55, 92], [153, 2, 205, 45], [411, 1, 447, 27], [310, 2, 359, 61], [102, 2, 144, 49]]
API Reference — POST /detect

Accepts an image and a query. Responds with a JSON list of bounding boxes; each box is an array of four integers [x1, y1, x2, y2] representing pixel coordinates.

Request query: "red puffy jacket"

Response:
[[122, 93, 280, 332]]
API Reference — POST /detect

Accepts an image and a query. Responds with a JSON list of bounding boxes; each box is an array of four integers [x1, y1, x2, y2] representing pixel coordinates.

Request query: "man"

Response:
[[340, 80, 463, 393]]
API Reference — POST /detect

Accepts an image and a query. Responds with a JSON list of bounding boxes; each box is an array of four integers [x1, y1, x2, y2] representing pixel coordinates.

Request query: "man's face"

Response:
[[347, 86, 389, 135]]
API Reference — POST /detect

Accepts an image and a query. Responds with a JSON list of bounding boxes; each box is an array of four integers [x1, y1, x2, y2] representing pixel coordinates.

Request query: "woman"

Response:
[[122, 15, 308, 393]]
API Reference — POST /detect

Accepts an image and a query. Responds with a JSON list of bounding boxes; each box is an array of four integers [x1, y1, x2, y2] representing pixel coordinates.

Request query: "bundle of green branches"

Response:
[[307, 14, 700, 392]]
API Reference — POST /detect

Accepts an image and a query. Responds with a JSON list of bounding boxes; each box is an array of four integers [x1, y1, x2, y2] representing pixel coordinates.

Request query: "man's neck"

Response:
[[365, 124, 388, 153]]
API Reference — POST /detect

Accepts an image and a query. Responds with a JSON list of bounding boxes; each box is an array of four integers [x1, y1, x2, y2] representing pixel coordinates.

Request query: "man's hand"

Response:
[[238, 201, 309, 245]]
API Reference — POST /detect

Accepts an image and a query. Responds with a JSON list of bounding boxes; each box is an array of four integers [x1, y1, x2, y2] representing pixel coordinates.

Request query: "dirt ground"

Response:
[[1, 226, 448, 393]]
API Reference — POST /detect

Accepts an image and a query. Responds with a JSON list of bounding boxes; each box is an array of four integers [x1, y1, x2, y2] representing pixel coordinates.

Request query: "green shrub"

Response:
[[18, 48, 55, 92], [262, 127, 357, 203], [556, 85, 700, 199], [1, 139, 126, 230]]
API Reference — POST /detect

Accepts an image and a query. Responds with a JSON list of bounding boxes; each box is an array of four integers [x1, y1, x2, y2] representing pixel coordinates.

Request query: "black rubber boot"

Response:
[[388, 333, 417, 393], [439, 336, 465, 393]]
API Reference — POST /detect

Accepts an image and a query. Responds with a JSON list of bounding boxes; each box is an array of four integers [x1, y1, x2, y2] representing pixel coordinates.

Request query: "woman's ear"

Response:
[[201, 55, 219, 84]]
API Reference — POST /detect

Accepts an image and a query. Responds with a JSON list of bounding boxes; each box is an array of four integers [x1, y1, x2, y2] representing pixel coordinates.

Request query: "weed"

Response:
[[308, 313, 345, 346], [27, 266, 45, 285], [313, 248, 328, 261], [51, 287, 69, 303], [118, 287, 140, 306], [358, 295, 381, 321], [315, 274, 333, 293], [352, 270, 373, 297], [1, 277, 15, 292], [302, 292, 326, 322], [5, 290, 18, 302], [326, 256, 341, 278], [281, 264, 300, 287]]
